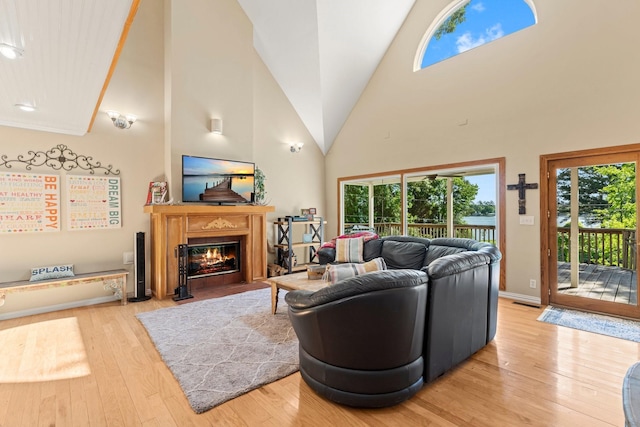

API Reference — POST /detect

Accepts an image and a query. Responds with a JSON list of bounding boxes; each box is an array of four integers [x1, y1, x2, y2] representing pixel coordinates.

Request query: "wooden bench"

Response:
[[0, 269, 129, 307]]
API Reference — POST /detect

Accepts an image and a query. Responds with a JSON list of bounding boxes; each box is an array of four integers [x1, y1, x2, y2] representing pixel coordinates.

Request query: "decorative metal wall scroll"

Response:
[[507, 173, 538, 214], [0, 144, 120, 175]]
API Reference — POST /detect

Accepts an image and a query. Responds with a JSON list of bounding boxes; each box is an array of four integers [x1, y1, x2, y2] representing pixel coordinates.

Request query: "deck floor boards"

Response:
[[558, 262, 637, 304]]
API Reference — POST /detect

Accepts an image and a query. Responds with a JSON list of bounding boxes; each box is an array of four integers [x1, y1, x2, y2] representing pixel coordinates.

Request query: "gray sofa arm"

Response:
[[425, 252, 490, 279], [430, 238, 501, 264], [285, 270, 428, 310]]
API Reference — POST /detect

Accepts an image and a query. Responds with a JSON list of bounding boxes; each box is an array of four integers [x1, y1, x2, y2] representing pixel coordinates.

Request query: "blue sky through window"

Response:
[[421, 0, 535, 68], [466, 174, 495, 203]]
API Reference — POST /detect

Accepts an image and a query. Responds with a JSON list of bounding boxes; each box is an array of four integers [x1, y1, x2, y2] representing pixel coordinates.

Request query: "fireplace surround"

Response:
[[144, 204, 274, 299]]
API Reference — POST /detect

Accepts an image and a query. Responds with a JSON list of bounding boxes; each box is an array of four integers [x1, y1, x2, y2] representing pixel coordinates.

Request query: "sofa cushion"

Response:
[[381, 240, 427, 270], [335, 237, 365, 263], [425, 245, 466, 266], [324, 257, 387, 284], [363, 238, 383, 261]]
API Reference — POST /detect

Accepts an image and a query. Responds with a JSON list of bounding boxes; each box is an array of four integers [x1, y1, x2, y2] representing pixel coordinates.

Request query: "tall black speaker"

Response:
[[129, 231, 151, 302]]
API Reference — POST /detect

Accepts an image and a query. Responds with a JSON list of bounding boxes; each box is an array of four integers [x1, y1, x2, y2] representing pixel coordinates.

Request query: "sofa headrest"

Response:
[[381, 236, 432, 247], [285, 269, 428, 310], [429, 238, 502, 263], [426, 252, 490, 279], [381, 239, 428, 270], [425, 245, 466, 266], [363, 238, 383, 261]]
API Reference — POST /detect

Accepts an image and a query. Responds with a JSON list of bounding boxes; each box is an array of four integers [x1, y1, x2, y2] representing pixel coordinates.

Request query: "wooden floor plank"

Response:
[[1, 284, 639, 426], [558, 262, 637, 305]]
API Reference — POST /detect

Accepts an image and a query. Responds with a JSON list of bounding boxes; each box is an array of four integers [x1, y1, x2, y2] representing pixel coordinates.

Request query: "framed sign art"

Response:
[[0, 172, 60, 233], [66, 175, 121, 230]]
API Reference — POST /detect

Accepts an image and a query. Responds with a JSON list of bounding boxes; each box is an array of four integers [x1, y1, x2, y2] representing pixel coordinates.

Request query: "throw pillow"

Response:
[[30, 264, 75, 282], [324, 257, 387, 284], [335, 237, 364, 263]]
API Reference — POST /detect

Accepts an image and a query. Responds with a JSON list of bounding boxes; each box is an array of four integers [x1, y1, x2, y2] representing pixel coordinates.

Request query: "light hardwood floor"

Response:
[[1, 290, 639, 426]]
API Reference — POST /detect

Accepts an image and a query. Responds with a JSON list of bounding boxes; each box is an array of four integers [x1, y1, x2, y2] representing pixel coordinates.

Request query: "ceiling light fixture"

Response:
[[290, 142, 304, 153], [14, 103, 36, 112], [0, 43, 23, 59], [106, 110, 137, 129]]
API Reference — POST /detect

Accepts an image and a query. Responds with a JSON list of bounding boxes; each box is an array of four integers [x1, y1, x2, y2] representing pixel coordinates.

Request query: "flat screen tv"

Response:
[[182, 155, 255, 204]]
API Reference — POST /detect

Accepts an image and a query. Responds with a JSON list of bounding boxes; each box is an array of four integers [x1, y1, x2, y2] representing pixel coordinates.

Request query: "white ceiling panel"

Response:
[[0, 0, 134, 135], [238, 0, 415, 153]]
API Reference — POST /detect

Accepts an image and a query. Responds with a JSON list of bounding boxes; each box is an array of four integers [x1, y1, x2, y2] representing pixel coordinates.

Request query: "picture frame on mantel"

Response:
[[146, 181, 168, 205]]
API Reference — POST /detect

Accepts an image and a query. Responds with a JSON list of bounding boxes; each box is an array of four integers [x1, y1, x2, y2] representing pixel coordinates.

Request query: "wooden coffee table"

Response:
[[267, 272, 329, 314]]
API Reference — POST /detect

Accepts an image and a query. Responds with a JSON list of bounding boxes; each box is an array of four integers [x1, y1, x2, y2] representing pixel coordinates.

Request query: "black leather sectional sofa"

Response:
[[285, 236, 502, 407]]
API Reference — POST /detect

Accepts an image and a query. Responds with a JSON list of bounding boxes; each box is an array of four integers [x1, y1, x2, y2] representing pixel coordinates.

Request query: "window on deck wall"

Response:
[[406, 172, 497, 243], [416, 0, 536, 70], [341, 170, 497, 244], [342, 177, 402, 236]]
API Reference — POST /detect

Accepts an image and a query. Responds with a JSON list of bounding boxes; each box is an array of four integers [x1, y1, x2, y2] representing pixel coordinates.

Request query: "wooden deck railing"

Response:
[[345, 223, 496, 244], [345, 223, 637, 271], [557, 227, 636, 270]]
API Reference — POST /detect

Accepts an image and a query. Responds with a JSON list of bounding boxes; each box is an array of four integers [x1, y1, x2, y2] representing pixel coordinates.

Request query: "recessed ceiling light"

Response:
[[15, 103, 36, 112], [0, 43, 23, 59]]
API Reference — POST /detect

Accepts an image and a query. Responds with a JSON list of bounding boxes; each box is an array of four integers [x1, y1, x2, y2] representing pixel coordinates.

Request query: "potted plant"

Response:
[[254, 167, 269, 205]]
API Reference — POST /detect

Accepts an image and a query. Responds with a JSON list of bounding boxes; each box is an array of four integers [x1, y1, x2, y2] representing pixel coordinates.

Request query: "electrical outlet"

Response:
[[123, 251, 134, 264], [529, 279, 537, 289]]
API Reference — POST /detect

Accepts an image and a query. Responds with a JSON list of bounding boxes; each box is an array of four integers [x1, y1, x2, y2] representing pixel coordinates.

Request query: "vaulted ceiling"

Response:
[[238, 0, 416, 154], [0, 0, 415, 153]]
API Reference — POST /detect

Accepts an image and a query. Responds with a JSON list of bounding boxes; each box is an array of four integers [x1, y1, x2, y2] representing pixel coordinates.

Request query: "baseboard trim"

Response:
[[0, 295, 120, 321], [499, 291, 542, 306]]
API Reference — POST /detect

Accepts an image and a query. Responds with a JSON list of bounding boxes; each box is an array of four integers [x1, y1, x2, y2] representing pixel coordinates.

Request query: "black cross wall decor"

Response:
[[507, 173, 538, 214]]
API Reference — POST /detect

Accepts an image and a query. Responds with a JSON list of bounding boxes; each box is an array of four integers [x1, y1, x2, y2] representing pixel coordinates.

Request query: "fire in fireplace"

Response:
[[187, 241, 240, 279]]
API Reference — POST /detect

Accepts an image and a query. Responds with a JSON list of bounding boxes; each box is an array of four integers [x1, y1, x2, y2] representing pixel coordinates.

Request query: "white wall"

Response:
[[0, 0, 165, 315], [0, 0, 326, 318], [252, 57, 326, 255], [6, 0, 633, 314], [324, 0, 640, 298], [163, 0, 326, 261]]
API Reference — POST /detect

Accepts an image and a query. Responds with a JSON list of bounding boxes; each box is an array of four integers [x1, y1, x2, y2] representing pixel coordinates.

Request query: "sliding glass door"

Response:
[[342, 176, 401, 236], [340, 165, 499, 244]]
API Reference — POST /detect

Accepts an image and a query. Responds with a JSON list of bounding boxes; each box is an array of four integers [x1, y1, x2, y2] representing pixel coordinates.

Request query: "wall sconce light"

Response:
[[14, 103, 36, 112], [290, 142, 304, 153], [0, 43, 23, 59], [106, 110, 137, 129], [210, 118, 223, 134]]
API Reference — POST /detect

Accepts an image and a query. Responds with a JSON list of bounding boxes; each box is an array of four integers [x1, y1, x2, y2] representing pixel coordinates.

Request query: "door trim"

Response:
[[540, 143, 640, 306]]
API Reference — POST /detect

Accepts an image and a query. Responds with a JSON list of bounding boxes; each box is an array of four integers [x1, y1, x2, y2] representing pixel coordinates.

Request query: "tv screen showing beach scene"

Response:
[[182, 155, 255, 204]]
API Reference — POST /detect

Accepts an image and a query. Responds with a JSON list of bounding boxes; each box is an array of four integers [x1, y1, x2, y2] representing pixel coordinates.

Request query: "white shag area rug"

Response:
[[136, 288, 299, 413]]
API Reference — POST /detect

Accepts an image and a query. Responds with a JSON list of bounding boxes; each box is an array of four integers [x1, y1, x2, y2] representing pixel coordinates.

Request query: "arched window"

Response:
[[415, 0, 537, 70]]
